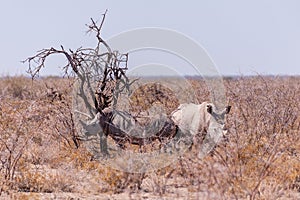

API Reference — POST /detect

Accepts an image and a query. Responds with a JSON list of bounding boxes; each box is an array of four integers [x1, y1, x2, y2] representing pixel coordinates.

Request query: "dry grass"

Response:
[[0, 76, 299, 199]]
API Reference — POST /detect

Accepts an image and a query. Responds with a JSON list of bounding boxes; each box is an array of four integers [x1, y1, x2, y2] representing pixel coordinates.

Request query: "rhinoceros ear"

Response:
[[225, 105, 231, 114], [207, 104, 213, 114]]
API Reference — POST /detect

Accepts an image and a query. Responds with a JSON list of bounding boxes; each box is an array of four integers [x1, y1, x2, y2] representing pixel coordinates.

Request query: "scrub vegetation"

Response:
[[0, 76, 299, 199]]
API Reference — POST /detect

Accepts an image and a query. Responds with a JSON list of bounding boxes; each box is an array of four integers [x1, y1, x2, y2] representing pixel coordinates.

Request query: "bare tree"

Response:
[[23, 11, 133, 156]]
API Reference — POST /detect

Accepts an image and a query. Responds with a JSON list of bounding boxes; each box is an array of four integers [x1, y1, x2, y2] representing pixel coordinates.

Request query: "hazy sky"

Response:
[[0, 0, 299, 76]]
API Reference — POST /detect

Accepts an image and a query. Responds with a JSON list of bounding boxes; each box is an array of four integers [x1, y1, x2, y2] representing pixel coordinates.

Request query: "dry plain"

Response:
[[0, 76, 299, 199]]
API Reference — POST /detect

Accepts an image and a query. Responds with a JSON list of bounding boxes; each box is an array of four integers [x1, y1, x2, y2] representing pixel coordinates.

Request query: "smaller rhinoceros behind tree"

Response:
[[80, 107, 176, 150]]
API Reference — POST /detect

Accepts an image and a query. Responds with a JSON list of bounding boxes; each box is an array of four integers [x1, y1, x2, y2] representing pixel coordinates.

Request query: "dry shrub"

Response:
[[130, 82, 179, 115], [0, 77, 31, 99], [225, 76, 300, 197], [0, 99, 36, 190], [0, 77, 78, 193], [0, 77, 132, 195], [0, 76, 300, 199], [15, 161, 73, 193], [52, 143, 140, 193], [188, 78, 211, 103], [169, 76, 300, 199]]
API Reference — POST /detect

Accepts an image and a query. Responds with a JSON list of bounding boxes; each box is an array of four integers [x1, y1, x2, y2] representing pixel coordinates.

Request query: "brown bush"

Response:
[[0, 76, 299, 199]]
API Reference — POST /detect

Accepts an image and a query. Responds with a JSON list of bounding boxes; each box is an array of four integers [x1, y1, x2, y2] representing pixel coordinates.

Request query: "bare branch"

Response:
[[22, 46, 83, 78]]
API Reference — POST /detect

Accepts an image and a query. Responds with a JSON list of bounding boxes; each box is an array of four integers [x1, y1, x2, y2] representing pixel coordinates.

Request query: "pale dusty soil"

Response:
[[2, 190, 300, 200], [0, 191, 219, 200]]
